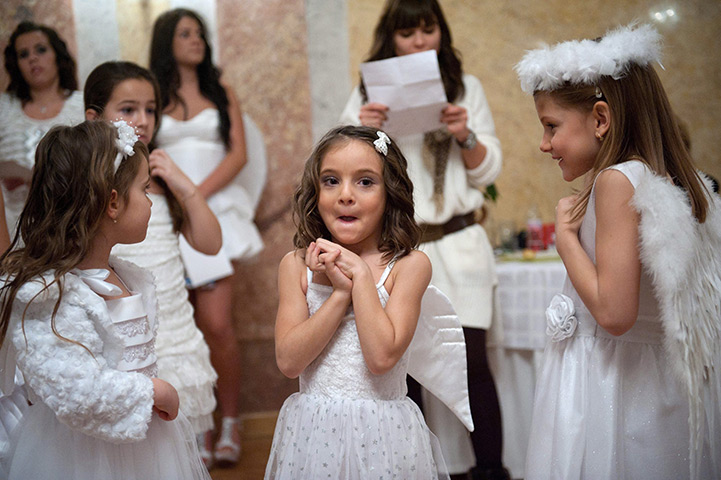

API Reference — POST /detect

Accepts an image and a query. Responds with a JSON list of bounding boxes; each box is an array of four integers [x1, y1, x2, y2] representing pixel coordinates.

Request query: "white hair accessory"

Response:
[[515, 23, 663, 94], [112, 120, 138, 173], [373, 131, 391, 156]]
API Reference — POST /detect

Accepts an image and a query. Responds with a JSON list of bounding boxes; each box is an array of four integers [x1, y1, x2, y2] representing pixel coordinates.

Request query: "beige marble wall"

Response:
[[214, 0, 312, 412], [348, 0, 721, 239]]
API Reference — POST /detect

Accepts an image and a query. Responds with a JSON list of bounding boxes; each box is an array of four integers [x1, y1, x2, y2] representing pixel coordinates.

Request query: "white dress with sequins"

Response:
[[265, 263, 449, 479], [3, 258, 210, 480]]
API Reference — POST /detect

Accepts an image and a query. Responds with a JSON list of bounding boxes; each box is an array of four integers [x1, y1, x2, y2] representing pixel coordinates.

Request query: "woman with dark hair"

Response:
[[150, 8, 262, 469], [340, 1, 508, 479], [0, 21, 83, 236]]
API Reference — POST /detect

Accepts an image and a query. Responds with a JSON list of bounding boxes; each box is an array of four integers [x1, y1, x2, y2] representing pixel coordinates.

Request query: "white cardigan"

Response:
[[6, 257, 158, 443]]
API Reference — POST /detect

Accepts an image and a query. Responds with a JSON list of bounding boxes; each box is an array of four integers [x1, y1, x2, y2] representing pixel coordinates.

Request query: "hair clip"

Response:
[[595, 86, 604, 99], [373, 131, 391, 156], [112, 120, 138, 173]]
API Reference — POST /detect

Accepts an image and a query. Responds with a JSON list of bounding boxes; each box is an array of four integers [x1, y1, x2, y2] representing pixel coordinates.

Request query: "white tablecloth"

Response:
[[487, 259, 566, 479]]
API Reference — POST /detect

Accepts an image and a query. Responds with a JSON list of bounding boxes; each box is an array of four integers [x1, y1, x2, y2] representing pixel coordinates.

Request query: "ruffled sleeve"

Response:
[[10, 274, 154, 443]]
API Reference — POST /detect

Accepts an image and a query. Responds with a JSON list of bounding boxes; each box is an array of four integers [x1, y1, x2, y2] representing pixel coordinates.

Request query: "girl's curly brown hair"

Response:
[[293, 125, 420, 262]]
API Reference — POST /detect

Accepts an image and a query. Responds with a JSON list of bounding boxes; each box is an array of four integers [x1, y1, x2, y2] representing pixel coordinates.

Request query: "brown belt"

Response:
[[419, 211, 477, 244]]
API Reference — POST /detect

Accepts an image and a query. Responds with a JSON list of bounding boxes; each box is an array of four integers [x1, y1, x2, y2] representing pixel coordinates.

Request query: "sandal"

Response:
[[214, 416, 242, 467], [196, 430, 214, 469]]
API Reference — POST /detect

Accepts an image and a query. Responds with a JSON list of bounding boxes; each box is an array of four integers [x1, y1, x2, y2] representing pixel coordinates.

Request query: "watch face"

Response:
[[463, 131, 477, 149]]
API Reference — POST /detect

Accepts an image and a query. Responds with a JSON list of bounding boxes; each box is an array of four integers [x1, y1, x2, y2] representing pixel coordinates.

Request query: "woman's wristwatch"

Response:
[[456, 130, 477, 150]]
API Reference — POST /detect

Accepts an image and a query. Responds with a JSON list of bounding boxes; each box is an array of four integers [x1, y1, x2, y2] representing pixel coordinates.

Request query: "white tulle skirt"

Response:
[[265, 393, 449, 479], [6, 402, 210, 480], [525, 312, 720, 480]]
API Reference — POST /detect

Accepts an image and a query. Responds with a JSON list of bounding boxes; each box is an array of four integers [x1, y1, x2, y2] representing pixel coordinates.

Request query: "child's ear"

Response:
[[107, 189, 121, 222], [592, 101, 610, 138], [85, 108, 100, 121]]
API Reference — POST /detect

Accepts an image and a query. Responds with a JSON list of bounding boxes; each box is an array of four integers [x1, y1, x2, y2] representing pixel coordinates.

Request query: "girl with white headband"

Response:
[[0, 121, 210, 479], [516, 24, 721, 479]]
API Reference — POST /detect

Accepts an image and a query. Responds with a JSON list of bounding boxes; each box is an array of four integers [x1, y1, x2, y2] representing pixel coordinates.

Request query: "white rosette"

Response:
[[112, 120, 138, 173], [545, 294, 578, 342]]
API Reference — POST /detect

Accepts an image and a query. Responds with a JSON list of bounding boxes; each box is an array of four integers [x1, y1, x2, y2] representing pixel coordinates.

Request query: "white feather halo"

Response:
[[515, 23, 663, 94]]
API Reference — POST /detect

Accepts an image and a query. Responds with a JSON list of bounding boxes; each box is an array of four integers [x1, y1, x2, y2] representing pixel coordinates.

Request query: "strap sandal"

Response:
[[214, 416, 242, 467]]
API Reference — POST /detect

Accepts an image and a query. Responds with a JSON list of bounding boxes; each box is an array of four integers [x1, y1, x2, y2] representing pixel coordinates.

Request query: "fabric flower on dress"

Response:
[[545, 294, 578, 342], [112, 120, 138, 173]]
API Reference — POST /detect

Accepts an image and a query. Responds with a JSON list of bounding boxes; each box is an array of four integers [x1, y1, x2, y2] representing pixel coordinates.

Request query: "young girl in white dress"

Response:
[[266, 126, 450, 479], [84, 61, 220, 464], [515, 24, 721, 479], [150, 9, 262, 464], [0, 120, 210, 479]]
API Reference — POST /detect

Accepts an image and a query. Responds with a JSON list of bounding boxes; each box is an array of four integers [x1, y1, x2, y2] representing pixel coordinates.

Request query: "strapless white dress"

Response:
[[155, 108, 263, 261]]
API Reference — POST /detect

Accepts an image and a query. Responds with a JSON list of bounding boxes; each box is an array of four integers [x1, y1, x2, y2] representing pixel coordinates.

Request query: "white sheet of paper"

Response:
[[361, 50, 448, 136], [178, 234, 234, 288]]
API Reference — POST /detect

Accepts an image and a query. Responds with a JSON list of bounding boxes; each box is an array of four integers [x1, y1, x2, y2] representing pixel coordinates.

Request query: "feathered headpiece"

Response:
[[515, 23, 663, 94]]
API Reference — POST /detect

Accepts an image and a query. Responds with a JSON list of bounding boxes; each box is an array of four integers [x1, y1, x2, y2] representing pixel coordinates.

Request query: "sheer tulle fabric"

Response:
[[267, 394, 447, 479], [526, 312, 691, 479], [6, 403, 209, 480]]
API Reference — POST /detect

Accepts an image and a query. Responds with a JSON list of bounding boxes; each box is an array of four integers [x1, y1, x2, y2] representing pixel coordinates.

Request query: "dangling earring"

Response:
[[595, 131, 604, 142]]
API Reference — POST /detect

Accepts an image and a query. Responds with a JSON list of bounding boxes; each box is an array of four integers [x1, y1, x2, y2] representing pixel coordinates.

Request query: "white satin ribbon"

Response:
[[71, 268, 122, 297]]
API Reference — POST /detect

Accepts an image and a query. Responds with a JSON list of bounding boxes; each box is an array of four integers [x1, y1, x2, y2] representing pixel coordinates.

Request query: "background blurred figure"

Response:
[[151, 8, 263, 469], [0, 21, 83, 236]]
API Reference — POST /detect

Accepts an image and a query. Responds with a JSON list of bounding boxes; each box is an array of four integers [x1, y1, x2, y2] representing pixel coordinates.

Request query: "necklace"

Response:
[[39, 105, 48, 114]]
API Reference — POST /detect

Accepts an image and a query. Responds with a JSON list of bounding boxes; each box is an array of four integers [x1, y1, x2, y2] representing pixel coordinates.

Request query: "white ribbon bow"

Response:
[[72, 268, 122, 296]]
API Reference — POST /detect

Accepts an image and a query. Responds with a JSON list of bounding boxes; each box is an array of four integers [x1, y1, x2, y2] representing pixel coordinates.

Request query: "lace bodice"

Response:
[[299, 262, 410, 400]]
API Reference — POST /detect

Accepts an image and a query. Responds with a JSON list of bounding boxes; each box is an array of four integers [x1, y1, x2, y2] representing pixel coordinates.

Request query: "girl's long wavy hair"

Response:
[[4, 21, 78, 102], [150, 8, 231, 148], [293, 125, 421, 262], [538, 63, 709, 223], [360, 0, 464, 103], [0, 121, 147, 347], [84, 61, 184, 232]]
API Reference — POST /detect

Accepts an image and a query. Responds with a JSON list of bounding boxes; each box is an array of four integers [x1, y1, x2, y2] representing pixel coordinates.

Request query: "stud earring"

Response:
[[595, 131, 604, 142], [113, 218, 117, 224]]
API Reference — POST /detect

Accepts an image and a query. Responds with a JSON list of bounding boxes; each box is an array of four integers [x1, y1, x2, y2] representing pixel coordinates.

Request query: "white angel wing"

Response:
[[407, 285, 474, 431]]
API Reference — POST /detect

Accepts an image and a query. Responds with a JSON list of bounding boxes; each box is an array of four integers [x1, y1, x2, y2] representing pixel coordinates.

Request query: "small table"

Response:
[[488, 256, 566, 479]]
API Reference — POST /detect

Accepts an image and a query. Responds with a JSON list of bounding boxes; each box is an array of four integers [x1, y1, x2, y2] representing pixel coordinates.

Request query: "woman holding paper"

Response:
[[0, 21, 84, 236], [339, 1, 506, 479]]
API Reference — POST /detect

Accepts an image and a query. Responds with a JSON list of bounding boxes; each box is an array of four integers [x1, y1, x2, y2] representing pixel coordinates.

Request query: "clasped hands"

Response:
[[305, 239, 369, 293]]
